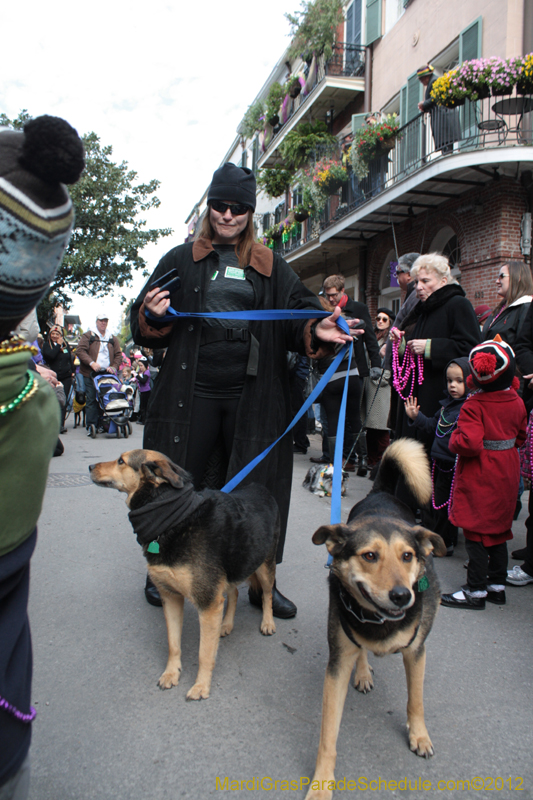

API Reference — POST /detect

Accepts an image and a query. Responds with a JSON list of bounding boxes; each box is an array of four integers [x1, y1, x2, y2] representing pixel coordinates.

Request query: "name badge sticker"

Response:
[[225, 266, 245, 280]]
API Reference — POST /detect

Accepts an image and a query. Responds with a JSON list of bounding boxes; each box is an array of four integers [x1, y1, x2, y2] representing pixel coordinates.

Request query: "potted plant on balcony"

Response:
[[488, 56, 520, 96], [241, 99, 266, 140], [279, 120, 337, 169], [349, 114, 400, 180], [286, 74, 305, 99], [517, 53, 533, 94], [309, 157, 348, 194], [265, 82, 286, 127], [285, 0, 344, 63], [257, 166, 294, 198], [430, 68, 469, 108], [456, 59, 492, 101], [293, 203, 310, 222]]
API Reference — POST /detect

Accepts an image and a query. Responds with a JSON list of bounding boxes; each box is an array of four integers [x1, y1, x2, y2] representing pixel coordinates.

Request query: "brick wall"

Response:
[[364, 176, 530, 317]]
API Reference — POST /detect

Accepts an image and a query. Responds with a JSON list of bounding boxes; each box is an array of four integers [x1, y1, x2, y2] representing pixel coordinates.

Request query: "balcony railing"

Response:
[[259, 42, 366, 159], [277, 92, 533, 257]]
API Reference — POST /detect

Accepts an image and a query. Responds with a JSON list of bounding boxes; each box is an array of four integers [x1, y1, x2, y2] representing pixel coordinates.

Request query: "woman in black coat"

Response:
[[131, 163, 362, 616], [41, 325, 75, 401], [482, 260, 533, 348], [391, 253, 480, 442]]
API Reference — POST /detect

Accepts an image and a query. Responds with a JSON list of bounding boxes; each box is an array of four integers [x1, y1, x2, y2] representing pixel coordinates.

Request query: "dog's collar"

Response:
[[338, 583, 388, 625]]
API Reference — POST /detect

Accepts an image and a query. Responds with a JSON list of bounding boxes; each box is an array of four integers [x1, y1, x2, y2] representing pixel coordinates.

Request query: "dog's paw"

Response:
[[220, 621, 234, 637], [407, 726, 434, 758], [260, 620, 276, 636], [354, 665, 374, 693], [157, 669, 180, 690], [186, 682, 210, 701]]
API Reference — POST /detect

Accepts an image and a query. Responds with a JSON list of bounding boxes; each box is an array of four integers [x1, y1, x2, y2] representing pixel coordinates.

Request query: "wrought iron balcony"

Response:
[[277, 92, 533, 258]]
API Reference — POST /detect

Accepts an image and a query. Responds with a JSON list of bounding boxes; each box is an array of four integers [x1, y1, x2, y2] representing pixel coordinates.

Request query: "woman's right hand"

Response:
[[144, 287, 171, 318], [389, 327, 405, 343]]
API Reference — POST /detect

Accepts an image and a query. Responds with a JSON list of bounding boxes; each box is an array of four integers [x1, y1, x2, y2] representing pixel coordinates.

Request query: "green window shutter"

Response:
[[352, 113, 367, 136], [399, 84, 408, 126], [459, 17, 482, 143], [365, 0, 382, 45], [407, 73, 421, 122], [459, 16, 482, 62]]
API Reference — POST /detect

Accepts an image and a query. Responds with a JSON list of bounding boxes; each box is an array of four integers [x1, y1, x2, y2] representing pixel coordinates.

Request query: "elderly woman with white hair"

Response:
[[390, 253, 480, 442]]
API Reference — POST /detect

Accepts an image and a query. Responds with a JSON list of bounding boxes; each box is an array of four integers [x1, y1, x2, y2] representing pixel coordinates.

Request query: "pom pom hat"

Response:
[[468, 336, 516, 392], [0, 115, 85, 321]]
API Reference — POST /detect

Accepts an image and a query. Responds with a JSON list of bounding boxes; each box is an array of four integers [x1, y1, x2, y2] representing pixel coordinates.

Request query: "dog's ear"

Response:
[[413, 526, 447, 557], [312, 524, 351, 556], [141, 459, 187, 489]]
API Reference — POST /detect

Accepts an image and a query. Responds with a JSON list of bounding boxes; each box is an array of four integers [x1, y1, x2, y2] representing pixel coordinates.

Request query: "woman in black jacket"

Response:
[[482, 260, 533, 348], [42, 325, 75, 402], [131, 163, 362, 616], [391, 253, 480, 443]]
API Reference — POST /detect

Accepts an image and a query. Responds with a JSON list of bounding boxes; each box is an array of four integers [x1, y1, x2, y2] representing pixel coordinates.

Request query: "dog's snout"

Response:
[[389, 586, 411, 607], [88, 464, 95, 472]]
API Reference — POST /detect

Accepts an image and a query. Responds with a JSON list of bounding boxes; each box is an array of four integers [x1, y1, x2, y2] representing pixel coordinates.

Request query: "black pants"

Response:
[[138, 391, 150, 423], [521, 485, 533, 577], [465, 538, 508, 591], [289, 374, 309, 452], [83, 375, 99, 427], [321, 375, 362, 447], [185, 396, 240, 491]]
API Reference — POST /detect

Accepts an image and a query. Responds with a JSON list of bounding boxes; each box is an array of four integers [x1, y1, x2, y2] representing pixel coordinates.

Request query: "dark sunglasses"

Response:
[[376, 315, 390, 322], [210, 200, 250, 216], [497, 272, 509, 280]]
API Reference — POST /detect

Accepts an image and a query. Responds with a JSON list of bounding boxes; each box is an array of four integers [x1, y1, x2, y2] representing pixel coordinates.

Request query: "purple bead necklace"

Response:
[[0, 694, 36, 723], [432, 457, 458, 511], [391, 330, 424, 401]]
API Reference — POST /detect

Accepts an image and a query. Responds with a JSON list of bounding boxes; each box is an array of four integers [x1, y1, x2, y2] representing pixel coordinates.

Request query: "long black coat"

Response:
[[130, 239, 324, 561], [482, 296, 532, 348], [513, 302, 533, 413], [395, 283, 480, 440]]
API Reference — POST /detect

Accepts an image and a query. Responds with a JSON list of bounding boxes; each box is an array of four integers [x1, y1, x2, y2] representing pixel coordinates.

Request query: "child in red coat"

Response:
[[441, 338, 527, 610]]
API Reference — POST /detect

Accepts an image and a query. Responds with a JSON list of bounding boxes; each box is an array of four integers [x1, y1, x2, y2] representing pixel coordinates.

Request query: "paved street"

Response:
[[27, 424, 532, 799]]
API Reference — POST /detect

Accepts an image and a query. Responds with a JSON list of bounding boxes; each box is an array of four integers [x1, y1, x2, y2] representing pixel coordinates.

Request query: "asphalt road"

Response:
[[27, 423, 533, 800]]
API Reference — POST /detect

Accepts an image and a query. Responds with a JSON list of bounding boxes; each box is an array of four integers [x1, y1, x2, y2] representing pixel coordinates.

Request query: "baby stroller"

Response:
[[88, 373, 132, 439]]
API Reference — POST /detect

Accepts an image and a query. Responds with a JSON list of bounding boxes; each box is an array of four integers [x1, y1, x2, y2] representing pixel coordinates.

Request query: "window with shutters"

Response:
[[346, 0, 363, 72], [251, 137, 260, 175], [384, 0, 404, 34], [459, 17, 483, 145]]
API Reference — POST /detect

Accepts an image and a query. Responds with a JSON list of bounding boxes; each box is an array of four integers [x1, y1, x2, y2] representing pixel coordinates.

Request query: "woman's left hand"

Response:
[[315, 306, 364, 345], [407, 339, 427, 356]]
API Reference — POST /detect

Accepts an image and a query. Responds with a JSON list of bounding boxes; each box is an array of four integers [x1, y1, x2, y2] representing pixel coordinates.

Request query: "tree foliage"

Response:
[[285, 0, 344, 63], [0, 110, 172, 321]]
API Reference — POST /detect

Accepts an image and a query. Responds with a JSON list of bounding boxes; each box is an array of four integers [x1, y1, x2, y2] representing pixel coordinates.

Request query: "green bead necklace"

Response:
[[0, 371, 39, 417]]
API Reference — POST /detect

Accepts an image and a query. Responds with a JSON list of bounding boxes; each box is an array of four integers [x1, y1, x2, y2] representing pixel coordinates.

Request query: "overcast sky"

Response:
[[3, 0, 295, 332]]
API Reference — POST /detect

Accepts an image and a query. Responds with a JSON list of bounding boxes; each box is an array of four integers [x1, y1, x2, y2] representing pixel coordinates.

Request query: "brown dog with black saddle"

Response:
[[306, 438, 446, 800], [89, 449, 279, 700]]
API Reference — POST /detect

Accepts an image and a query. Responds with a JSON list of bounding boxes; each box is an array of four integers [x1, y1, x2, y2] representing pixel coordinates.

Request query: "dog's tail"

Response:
[[373, 438, 431, 507]]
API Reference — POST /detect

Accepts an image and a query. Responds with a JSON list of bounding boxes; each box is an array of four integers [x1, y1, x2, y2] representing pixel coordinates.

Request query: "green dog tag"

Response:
[[418, 575, 429, 592], [147, 541, 160, 554]]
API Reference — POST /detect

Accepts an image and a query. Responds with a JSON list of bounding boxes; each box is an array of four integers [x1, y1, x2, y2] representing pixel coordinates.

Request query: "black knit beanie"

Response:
[[207, 163, 256, 211]]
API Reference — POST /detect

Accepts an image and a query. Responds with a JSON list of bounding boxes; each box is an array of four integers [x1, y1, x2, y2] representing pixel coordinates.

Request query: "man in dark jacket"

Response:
[[76, 315, 123, 434], [131, 163, 362, 617]]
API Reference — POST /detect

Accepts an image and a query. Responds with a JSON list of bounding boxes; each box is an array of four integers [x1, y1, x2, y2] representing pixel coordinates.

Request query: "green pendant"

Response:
[[147, 541, 160, 554], [418, 575, 429, 592]]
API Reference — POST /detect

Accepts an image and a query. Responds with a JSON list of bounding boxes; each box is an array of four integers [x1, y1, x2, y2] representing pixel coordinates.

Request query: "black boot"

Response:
[[248, 582, 297, 618], [144, 575, 162, 607]]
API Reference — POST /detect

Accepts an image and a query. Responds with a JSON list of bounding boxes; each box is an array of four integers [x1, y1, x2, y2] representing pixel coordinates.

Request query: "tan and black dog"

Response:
[[89, 449, 279, 700], [306, 439, 446, 800]]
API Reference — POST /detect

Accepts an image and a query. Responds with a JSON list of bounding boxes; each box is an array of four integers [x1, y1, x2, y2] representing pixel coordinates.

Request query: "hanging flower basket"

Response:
[[322, 176, 344, 194], [473, 85, 491, 100], [289, 83, 301, 99], [270, 228, 282, 241], [294, 208, 309, 222], [268, 114, 280, 127]]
